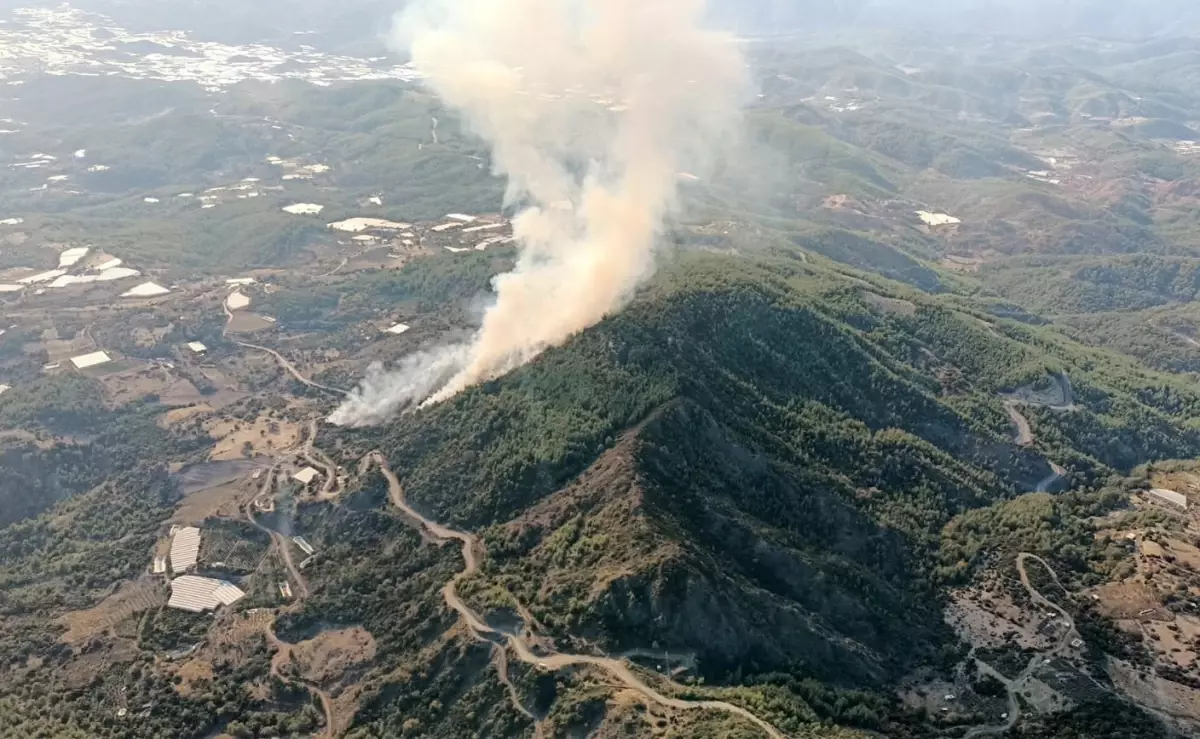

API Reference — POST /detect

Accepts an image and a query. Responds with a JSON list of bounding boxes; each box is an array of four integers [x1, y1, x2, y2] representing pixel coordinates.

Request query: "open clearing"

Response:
[[290, 627, 377, 686], [206, 415, 303, 460], [1110, 659, 1200, 723], [102, 366, 206, 407], [59, 578, 165, 644], [861, 291, 917, 316], [158, 403, 215, 428], [946, 586, 1054, 651], [1093, 581, 1168, 620], [170, 480, 253, 525], [226, 312, 276, 333]]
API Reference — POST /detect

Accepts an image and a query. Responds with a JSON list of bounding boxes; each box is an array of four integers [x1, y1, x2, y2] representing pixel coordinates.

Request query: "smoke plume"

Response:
[[331, 0, 745, 424]]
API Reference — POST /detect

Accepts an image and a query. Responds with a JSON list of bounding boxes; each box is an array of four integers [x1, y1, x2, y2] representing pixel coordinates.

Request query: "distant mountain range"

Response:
[[710, 0, 1200, 38], [34, 0, 1200, 51]]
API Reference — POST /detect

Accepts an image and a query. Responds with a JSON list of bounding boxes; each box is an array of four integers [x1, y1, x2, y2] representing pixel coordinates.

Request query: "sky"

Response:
[[40, 0, 1200, 44]]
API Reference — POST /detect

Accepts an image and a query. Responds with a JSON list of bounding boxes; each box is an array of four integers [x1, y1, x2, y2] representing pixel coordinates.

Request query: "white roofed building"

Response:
[[121, 281, 170, 297], [1148, 488, 1188, 510], [168, 575, 245, 613], [70, 350, 112, 369], [226, 291, 251, 311], [327, 217, 411, 233], [292, 467, 320, 485], [170, 526, 202, 574], [57, 247, 90, 268], [186, 342, 208, 354]]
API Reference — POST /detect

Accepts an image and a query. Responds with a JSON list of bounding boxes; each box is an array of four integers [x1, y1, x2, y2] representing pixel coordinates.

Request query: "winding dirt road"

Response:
[[492, 644, 546, 738], [962, 554, 1080, 738], [1005, 401, 1034, 447], [364, 453, 789, 739], [300, 420, 341, 499], [221, 304, 781, 736], [222, 298, 347, 398], [243, 464, 333, 733], [1035, 462, 1067, 494], [266, 626, 337, 738], [1003, 400, 1067, 492], [232, 337, 347, 397]]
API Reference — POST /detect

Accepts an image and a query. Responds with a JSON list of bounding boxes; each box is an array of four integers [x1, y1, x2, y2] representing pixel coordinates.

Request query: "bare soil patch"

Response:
[[1109, 658, 1200, 724], [170, 480, 254, 524], [173, 609, 274, 697], [102, 366, 198, 406], [1093, 581, 1167, 620], [940, 254, 983, 273], [1146, 620, 1198, 668], [290, 627, 378, 686], [1150, 471, 1200, 497], [227, 313, 276, 333], [159, 403, 215, 428], [0, 429, 55, 449], [42, 336, 95, 362], [947, 587, 1053, 650]]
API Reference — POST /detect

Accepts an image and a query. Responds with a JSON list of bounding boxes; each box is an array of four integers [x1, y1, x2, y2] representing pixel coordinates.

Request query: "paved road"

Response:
[[365, 453, 789, 739]]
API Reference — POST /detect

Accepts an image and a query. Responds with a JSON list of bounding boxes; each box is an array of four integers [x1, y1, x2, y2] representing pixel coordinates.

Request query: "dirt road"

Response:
[[1035, 462, 1067, 493], [962, 553, 1079, 738], [266, 625, 337, 738], [245, 492, 309, 600], [1004, 401, 1066, 491], [244, 466, 335, 734], [232, 338, 347, 397], [1005, 401, 1033, 446], [223, 300, 346, 398], [364, 453, 789, 739], [492, 644, 545, 737], [301, 419, 340, 499]]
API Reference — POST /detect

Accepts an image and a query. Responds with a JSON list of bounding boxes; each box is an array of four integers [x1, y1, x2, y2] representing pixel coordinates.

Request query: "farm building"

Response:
[[292, 467, 321, 485], [70, 351, 112, 369], [168, 575, 246, 613], [1148, 488, 1188, 510], [121, 281, 170, 297], [170, 526, 202, 574]]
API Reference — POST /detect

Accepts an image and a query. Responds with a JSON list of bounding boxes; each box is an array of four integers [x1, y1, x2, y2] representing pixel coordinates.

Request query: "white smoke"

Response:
[[327, 345, 469, 427], [331, 0, 745, 425]]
